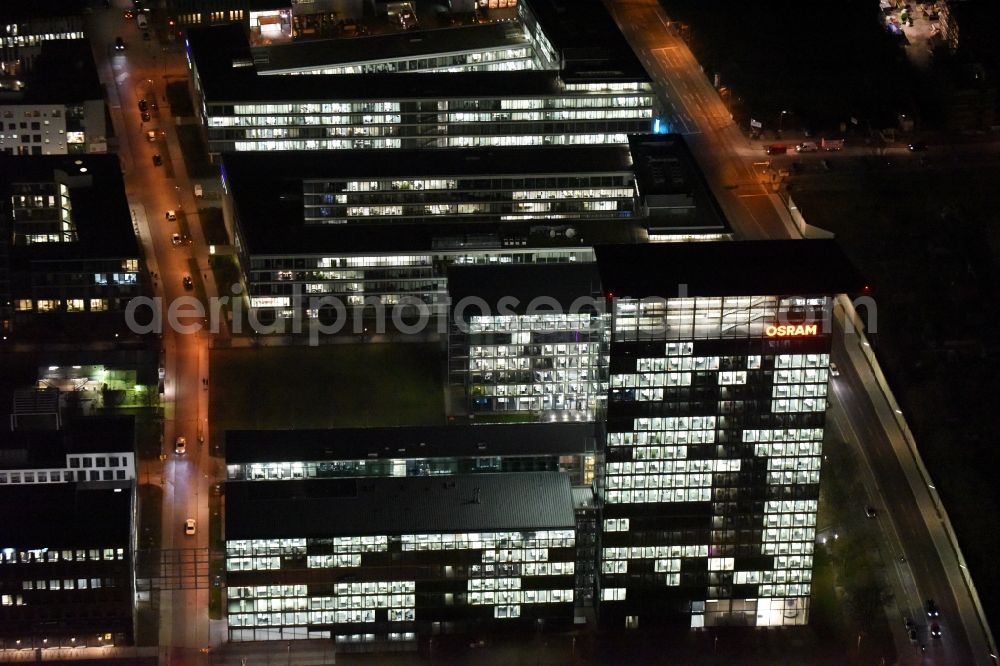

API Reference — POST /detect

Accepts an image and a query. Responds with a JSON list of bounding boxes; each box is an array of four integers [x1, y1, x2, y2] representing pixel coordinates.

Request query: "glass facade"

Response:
[[302, 174, 636, 225], [451, 313, 609, 418], [600, 295, 832, 629], [245, 249, 593, 322], [204, 93, 654, 154], [225, 530, 576, 643]]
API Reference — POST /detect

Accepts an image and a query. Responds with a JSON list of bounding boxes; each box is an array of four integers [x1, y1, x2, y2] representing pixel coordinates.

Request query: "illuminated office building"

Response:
[[594, 240, 863, 630], [0, 484, 134, 650], [185, 0, 656, 154], [0, 155, 143, 339], [224, 473, 578, 647], [0, 39, 106, 156], [446, 263, 608, 419], [219, 135, 728, 324]]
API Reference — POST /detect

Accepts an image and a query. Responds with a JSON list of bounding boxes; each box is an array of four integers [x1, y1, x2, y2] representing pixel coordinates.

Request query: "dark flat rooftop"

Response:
[[3, 39, 103, 104], [0, 484, 131, 549], [225, 472, 575, 539], [226, 422, 596, 464], [258, 22, 530, 73], [447, 262, 602, 314], [221, 149, 645, 255], [0, 416, 135, 470], [0, 154, 138, 262], [595, 240, 866, 298], [188, 24, 566, 103], [628, 134, 729, 232], [523, 0, 647, 81]]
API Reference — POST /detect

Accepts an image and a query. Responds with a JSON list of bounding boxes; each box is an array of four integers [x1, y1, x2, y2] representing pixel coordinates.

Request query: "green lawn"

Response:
[[210, 343, 444, 431]]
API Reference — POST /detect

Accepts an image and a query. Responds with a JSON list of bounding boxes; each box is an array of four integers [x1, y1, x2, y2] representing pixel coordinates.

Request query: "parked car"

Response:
[[184, 519, 196, 536], [925, 599, 940, 617], [171, 233, 182, 246], [141, 111, 151, 122], [138, 99, 148, 112], [829, 362, 840, 377], [795, 141, 818, 152], [165, 210, 177, 221], [182, 275, 193, 290], [175, 436, 186, 454], [865, 505, 877, 519], [908, 628, 918, 644], [399, 8, 419, 30], [146, 130, 157, 142], [765, 144, 788, 155], [152, 153, 162, 166]]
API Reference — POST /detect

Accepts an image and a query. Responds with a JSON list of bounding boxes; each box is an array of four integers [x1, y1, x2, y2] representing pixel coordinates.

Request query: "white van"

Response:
[[136, 12, 148, 29]]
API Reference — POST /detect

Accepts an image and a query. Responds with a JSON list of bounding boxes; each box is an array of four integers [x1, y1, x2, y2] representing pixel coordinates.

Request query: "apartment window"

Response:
[[90, 298, 107, 311], [103, 470, 113, 480], [82, 458, 92, 468], [116, 470, 126, 480], [70, 457, 80, 468], [89, 471, 99, 481], [15, 299, 32, 311], [109, 457, 119, 467], [96, 457, 106, 467], [66, 299, 85, 312]]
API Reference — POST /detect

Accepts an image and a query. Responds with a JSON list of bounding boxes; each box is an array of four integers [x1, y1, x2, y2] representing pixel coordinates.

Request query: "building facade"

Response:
[[594, 241, 863, 630], [0, 40, 106, 156], [0, 484, 135, 650], [224, 473, 578, 647], [0, 155, 143, 339], [186, 0, 656, 154]]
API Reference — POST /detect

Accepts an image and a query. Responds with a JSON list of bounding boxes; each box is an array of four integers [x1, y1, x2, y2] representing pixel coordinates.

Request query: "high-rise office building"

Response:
[[594, 241, 863, 630]]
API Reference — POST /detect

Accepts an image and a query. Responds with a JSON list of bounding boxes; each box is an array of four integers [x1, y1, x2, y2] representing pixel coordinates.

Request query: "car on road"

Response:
[[908, 141, 928, 152], [114, 36, 125, 50], [765, 144, 788, 155], [925, 599, 940, 617], [138, 99, 148, 112], [795, 142, 818, 153], [908, 628, 918, 644], [152, 153, 162, 166], [124, 9, 134, 19], [171, 233, 182, 246], [829, 362, 840, 377], [865, 505, 877, 519], [184, 519, 196, 536], [904, 617, 915, 631], [146, 130, 157, 142], [175, 436, 186, 454], [930, 622, 941, 639], [165, 210, 177, 221], [141, 111, 151, 122], [182, 275, 193, 290]]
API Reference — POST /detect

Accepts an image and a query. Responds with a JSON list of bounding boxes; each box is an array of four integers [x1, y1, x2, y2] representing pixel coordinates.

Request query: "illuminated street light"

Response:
[[778, 110, 790, 134]]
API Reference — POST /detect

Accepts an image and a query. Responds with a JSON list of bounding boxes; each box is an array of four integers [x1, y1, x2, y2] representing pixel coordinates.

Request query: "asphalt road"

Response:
[[86, 1, 218, 663]]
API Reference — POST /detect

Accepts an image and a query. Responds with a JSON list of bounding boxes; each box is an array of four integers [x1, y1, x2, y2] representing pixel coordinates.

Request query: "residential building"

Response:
[[0, 0, 87, 49], [0, 39, 106, 155], [593, 240, 864, 630], [0, 154, 143, 340], [224, 472, 578, 647]]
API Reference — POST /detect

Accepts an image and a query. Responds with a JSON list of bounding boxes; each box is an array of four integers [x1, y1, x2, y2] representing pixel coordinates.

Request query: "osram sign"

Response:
[[766, 324, 819, 337]]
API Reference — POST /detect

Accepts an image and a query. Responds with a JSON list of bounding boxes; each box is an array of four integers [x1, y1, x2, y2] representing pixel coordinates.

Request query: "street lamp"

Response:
[[778, 110, 789, 135]]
